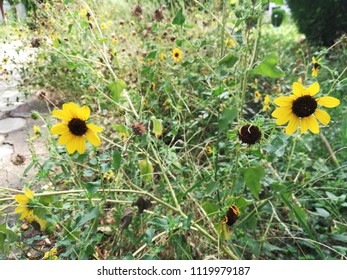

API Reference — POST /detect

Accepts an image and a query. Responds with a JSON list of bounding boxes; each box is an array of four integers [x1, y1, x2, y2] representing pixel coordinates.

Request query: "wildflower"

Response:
[[254, 90, 261, 103], [238, 124, 262, 145], [44, 2, 51, 11], [205, 146, 213, 154], [112, 37, 118, 45], [43, 248, 58, 260], [221, 205, 240, 226], [33, 125, 41, 139], [50, 102, 103, 154], [150, 82, 156, 90], [100, 23, 106, 30], [226, 37, 236, 48], [14, 190, 36, 220], [263, 94, 271, 111], [159, 52, 165, 61], [272, 81, 340, 134], [312, 56, 321, 77], [103, 170, 115, 181], [172, 48, 183, 63], [26, 215, 47, 231]]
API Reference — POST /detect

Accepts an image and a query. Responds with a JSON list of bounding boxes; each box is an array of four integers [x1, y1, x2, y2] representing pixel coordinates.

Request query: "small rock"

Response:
[[0, 118, 26, 134]]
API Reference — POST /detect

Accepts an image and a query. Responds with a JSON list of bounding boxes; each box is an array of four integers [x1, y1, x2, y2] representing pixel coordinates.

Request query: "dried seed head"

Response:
[[131, 121, 146, 136], [132, 4, 143, 17], [12, 154, 26, 166], [153, 8, 165, 22]]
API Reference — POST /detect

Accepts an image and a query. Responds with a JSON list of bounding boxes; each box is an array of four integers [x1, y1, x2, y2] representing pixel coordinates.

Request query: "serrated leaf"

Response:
[[172, 8, 185, 26], [218, 53, 239, 68], [76, 207, 99, 227], [249, 54, 284, 78], [241, 166, 265, 199], [218, 108, 238, 131], [151, 117, 163, 137], [139, 159, 153, 183]]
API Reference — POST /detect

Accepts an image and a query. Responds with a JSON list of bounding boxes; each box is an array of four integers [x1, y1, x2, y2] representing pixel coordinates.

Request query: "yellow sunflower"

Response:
[[272, 81, 340, 135], [26, 215, 47, 231], [50, 102, 103, 154], [172, 47, 183, 63], [312, 56, 321, 77], [14, 190, 35, 220]]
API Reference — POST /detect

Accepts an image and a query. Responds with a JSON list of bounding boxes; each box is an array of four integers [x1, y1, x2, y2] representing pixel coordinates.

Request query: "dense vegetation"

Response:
[[0, 0, 346, 260]]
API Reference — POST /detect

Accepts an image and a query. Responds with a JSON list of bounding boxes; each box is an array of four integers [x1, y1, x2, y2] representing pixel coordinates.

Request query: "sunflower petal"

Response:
[[300, 117, 309, 134], [52, 109, 72, 121], [24, 189, 34, 199], [292, 82, 304, 97], [306, 82, 320, 96], [58, 133, 73, 145], [273, 96, 295, 106], [307, 115, 319, 134], [314, 109, 331, 125], [285, 115, 300, 135], [15, 194, 29, 205], [65, 102, 80, 119], [78, 106, 90, 121], [50, 123, 69, 135], [87, 123, 103, 133], [86, 130, 101, 146], [317, 96, 340, 108], [66, 136, 78, 154], [272, 107, 293, 125], [15, 205, 27, 214], [75, 137, 86, 154]]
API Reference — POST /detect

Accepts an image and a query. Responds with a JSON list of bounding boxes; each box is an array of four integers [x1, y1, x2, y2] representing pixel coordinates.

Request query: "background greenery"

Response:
[[0, 0, 346, 260]]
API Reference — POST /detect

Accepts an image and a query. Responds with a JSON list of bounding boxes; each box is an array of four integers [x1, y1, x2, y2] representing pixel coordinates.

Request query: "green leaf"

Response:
[[151, 117, 163, 138], [315, 207, 330, 218], [139, 159, 154, 183], [0, 223, 17, 253], [172, 8, 185, 26], [249, 54, 285, 78], [218, 108, 238, 131], [112, 149, 122, 170], [76, 207, 99, 227], [113, 124, 131, 139], [218, 53, 239, 68], [269, 0, 284, 4], [202, 202, 219, 215], [108, 80, 126, 102], [241, 166, 265, 199]]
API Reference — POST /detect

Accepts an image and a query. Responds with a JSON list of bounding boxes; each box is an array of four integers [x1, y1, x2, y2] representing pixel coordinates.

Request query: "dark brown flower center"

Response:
[[175, 52, 179, 57], [68, 118, 88, 136], [238, 124, 262, 145], [292, 95, 317, 118], [313, 62, 320, 70]]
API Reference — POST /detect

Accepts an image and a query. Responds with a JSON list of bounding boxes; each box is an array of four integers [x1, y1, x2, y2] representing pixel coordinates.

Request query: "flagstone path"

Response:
[[0, 40, 49, 190]]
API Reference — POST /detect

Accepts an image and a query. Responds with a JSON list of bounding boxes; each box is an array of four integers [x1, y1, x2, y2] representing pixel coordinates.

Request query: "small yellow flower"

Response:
[[262, 94, 271, 111], [254, 90, 261, 103], [150, 82, 156, 90], [272, 81, 340, 134], [112, 37, 118, 45], [312, 56, 321, 77], [226, 37, 236, 48], [103, 170, 115, 181], [172, 48, 183, 63], [14, 190, 35, 220], [100, 23, 107, 30], [44, 2, 51, 11], [33, 125, 41, 139], [159, 52, 165, 61], [50, 102, 103, 154], [205, 146, 213, 154], [147, 59, 155, 66], [43, 248, 58, 260]]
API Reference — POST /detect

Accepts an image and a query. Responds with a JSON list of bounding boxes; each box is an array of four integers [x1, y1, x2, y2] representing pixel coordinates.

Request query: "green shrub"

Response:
[[271, 7, 285, 27], [287, 0, 347, 46]]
